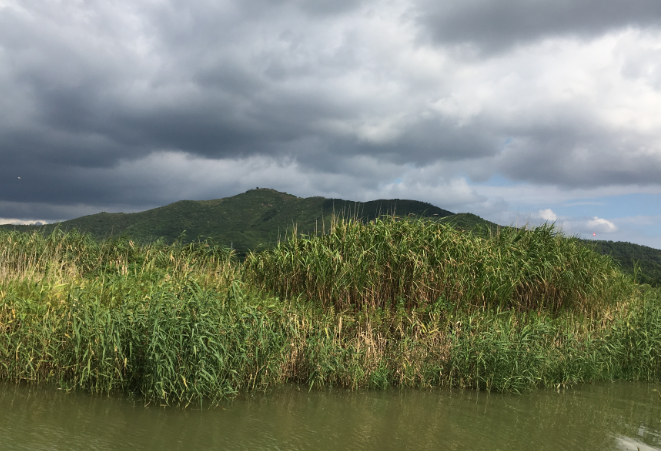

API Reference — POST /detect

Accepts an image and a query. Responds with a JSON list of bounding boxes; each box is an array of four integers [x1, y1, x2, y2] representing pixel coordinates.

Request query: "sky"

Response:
[[1, 0, 660, 248]]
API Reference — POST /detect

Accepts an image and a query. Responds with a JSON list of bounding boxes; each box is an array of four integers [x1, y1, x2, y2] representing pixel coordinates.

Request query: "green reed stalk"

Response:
[[245, 217, 631, 313]]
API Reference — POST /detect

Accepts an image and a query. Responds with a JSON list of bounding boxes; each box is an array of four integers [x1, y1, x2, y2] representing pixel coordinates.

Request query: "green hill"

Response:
[[584, 240, 661, 287], [0, 188, 454, 255], [439, 212, 502, 235]]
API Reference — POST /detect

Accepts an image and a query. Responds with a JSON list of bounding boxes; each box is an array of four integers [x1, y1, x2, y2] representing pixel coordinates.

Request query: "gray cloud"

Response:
[[416, 0, 661, 54], [487, 119, 661, 187]]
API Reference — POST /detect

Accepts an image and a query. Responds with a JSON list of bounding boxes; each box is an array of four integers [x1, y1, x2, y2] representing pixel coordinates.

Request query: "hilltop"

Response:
[[0, 188, 454, 254]]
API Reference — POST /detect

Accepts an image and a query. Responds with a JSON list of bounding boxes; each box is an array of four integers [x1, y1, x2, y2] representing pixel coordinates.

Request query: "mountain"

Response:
[[0, 188, 453, 254], [2, 188, 660, 286]]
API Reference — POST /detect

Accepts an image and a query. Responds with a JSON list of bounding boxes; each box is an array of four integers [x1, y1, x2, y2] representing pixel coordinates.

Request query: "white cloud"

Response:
[[584, 216, 618, 233], [538, 216, 618, 236], [486, 208, 619, 238], [0, 218, 49, 225], [538, 209, 557, 222]]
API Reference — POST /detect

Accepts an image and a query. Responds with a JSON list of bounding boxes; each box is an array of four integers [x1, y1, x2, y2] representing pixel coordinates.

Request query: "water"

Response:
[[1, 382, 660, 450]]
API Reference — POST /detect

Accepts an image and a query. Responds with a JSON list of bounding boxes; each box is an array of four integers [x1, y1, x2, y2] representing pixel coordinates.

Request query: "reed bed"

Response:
[[246, 218, 631, 313], [0, 229, 237, 289], [1, 226, 660, 405]]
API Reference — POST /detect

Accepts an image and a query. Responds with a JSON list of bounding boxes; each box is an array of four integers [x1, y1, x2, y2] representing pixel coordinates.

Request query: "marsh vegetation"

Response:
[[1, 218, 660, 406]]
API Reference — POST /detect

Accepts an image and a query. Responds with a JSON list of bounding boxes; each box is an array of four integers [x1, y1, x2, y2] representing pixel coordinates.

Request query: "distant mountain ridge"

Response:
[[1, 188, 455, 253], [2, 188, 660, 286]]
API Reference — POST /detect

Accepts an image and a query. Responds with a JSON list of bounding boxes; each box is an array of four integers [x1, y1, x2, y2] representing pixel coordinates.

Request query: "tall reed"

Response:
[[0, 229, 238, 290], [245, 218, 631, 313], [2, 277, 659, 403]]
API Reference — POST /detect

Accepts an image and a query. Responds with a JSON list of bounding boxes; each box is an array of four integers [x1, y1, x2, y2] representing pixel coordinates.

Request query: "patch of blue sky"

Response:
[[480, 174, 518, 187], [555, 193, 661, 220], [606, 221, 661, 249], [500, 137, 513, 151]]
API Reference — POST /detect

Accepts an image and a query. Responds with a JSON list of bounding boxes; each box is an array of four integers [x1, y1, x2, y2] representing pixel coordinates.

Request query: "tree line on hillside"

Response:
[[585, 240, 661, 287]]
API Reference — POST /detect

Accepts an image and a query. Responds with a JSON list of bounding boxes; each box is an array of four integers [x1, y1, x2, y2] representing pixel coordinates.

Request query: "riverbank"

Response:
[[1, 220, 660, 405]]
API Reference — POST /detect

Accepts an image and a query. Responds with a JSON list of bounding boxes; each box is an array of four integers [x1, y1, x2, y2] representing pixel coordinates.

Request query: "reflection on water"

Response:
[[1, 382, 660, 450], [616, 435, 661, 451]]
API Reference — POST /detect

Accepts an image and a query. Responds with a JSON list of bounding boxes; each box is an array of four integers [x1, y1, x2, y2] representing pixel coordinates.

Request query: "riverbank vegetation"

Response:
[[1, 219, 660, 406]]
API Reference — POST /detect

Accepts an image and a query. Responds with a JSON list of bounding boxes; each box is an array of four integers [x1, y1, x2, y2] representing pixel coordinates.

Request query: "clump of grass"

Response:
[[0, 228, 237, 290], [245, 217, 630, 313]]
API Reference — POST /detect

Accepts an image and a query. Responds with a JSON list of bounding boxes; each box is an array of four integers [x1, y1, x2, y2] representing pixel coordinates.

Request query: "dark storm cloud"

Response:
[[0, 199, 139, 222], [416, 0, 661, 54], [494, 129, 661, 187], [290, 114, 500, 175], [1, 0, 363, 166], [0, 0, 493, 200]]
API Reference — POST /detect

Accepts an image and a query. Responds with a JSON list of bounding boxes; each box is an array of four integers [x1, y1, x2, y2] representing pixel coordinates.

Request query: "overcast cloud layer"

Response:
[[1, 0, 660, 247]]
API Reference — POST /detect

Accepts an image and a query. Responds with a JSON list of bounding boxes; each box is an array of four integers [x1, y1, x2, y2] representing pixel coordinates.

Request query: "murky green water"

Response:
[[1, 382, 660, 450]]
